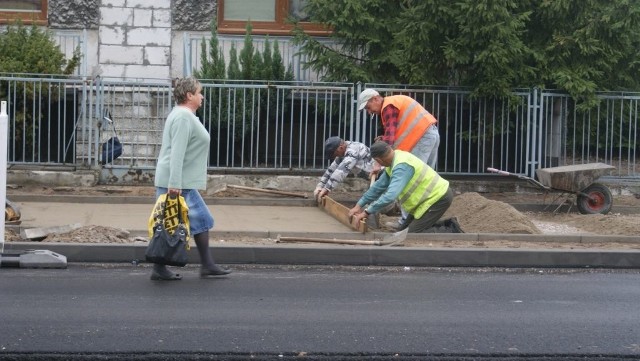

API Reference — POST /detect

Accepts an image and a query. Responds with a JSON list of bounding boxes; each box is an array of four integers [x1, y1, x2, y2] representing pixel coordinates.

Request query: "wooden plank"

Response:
[[319, 196, 367, 233], [277, 236, 379, 245], [227, 184, 308, 198]]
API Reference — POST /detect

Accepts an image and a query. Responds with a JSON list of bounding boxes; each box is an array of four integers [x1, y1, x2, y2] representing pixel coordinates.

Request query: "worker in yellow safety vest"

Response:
[[348, 141, 463, 233]]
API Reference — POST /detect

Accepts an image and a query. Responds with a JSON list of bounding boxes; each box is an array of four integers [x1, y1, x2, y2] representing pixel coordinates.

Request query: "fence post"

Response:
[[352, 82, 363, 143], [183, 32, 192, 76], [527, 88, 540, 178], [0, 101, 7, 251]]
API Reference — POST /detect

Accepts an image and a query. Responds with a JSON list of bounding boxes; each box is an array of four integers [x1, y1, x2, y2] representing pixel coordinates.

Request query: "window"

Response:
[[0, 0, 47, 25], [218, 0, 329, 36]]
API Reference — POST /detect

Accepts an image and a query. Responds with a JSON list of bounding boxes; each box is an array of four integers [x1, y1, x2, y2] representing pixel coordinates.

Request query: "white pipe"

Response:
[[0, 101, 7, 252]]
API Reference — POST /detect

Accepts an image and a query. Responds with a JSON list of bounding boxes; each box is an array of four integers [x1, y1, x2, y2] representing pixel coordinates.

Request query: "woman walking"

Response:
[[151, 77, 231, 281]]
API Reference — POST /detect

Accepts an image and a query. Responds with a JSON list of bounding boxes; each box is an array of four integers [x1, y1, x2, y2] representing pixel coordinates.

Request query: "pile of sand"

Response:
[[43, 225, 135, 243], [445, 192, 542, 234]]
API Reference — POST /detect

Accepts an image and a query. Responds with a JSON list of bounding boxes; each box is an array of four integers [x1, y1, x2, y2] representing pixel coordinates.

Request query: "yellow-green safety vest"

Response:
[[385, 150, 449, 219]]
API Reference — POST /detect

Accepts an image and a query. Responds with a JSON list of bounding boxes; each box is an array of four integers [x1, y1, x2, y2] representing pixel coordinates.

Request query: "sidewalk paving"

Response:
[[3, 195, 640, 269]]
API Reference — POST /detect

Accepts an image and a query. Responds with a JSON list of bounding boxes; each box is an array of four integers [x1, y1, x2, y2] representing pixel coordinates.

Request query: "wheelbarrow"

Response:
[[487, 163, 616, 214]]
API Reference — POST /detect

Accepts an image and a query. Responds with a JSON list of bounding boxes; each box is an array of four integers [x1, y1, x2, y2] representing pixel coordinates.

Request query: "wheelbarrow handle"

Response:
[[487, 167, 551, 191]]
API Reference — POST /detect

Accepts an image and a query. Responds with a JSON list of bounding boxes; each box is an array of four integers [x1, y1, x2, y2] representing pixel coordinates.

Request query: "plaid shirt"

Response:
[[317, 141, 374, 191], [380, 103, 400, 145]]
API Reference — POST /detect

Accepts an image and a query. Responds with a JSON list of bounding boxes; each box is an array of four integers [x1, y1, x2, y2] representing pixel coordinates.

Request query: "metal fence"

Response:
[[537, 91, 639, 177], [0, 75, 91, 166], [1, 74, 638, 180], [197, 80, 354, 170], [358, 85, 535, 176]]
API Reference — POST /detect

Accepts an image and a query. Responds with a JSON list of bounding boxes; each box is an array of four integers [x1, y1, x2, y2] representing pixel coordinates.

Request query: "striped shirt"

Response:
[[317, 141, 374, 191]]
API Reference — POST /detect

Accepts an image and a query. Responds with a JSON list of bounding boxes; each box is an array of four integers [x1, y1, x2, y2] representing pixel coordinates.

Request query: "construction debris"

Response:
[[5, 198, 20, 222]]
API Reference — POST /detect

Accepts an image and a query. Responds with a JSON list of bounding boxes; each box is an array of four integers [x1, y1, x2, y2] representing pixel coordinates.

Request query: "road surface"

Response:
[[1, 265, 639, 360]]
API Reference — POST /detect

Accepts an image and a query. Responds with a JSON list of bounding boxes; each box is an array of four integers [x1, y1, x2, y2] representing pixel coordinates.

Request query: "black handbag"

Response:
[[100, 117, 123, 165], [145, 195, 189, 267]]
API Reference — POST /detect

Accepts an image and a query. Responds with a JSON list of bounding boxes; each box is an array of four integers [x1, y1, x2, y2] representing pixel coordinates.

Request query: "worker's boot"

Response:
[[445, 217, 464, 233]]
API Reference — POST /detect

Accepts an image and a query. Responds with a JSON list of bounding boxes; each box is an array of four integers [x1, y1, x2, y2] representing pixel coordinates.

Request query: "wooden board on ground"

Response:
[[226, 184, 308, 198], [319, 196, 367, 233]]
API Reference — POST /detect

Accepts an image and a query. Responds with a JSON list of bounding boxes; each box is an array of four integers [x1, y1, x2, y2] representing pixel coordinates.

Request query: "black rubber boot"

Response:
[[193, 232, 231, 277], [150, 264, 182, 281], [448, 217, 465, 233]]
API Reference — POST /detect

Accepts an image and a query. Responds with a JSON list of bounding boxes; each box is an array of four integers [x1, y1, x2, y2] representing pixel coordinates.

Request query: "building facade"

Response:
[[45, 0, 215, 80]]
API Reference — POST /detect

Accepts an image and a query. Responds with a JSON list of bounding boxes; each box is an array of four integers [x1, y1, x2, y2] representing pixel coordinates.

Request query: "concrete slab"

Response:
[[15, 201, 354, 234], [21, 223, 83, 240]]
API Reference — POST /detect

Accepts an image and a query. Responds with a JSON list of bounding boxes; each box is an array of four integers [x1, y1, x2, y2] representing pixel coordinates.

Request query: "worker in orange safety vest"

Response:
[[357, 88, 440, 169]]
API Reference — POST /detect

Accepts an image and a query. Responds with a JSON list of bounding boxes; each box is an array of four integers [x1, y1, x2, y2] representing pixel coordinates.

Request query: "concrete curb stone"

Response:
[[3, 242, 640, 268]]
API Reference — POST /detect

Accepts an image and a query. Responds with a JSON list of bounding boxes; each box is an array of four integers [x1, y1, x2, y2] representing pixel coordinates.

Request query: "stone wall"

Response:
[[172, 0, 216, 31], [49, 0, 100, 29]]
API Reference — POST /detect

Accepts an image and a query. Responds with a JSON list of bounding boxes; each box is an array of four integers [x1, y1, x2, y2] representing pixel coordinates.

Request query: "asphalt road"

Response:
[[1, 265, 639, 360]]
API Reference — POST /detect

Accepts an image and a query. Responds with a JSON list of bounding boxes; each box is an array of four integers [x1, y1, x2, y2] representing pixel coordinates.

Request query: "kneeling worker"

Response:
[[314, 136, 379, 201], [348, 141, 462, 233]]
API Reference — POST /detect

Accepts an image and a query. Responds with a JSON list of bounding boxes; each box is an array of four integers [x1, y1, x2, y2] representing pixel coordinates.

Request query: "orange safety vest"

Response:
[[381, 95, 437, 152]]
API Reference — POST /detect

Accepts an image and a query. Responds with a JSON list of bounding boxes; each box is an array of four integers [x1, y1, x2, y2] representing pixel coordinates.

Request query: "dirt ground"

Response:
[[5, 184, 640, 250]]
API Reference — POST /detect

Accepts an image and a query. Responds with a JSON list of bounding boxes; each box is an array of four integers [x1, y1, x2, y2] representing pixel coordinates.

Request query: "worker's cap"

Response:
[[324, 136, 342, 159], [369, 141, 391, 158], [357, 89, 380, 111]]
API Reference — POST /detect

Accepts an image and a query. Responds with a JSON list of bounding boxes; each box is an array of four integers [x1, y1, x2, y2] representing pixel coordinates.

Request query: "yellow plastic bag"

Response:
[[148, 194, 191, 247]]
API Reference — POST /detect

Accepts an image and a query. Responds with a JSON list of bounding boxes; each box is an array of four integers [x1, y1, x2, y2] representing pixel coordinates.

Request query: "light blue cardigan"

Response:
[[154, 106, 209, 190]]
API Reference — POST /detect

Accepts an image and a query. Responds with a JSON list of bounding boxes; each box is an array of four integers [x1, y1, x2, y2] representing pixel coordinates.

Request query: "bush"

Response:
[[0, 22, 81, 162], [0, 22, 80, 75]]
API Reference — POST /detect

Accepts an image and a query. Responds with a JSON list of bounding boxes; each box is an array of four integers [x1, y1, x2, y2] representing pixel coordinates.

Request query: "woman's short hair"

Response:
[[173, 77, 201, 104]]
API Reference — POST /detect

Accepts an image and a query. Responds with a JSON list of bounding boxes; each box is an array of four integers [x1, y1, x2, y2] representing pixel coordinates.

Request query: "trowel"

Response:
[[378, 227, 409, 246]]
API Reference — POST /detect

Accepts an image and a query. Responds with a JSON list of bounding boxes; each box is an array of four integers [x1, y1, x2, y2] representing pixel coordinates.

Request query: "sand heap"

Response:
[[43, 225, 134, 243], [444, 192, 541, 234]]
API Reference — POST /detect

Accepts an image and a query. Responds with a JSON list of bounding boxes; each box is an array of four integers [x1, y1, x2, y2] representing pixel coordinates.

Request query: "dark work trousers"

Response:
[[404, 187, 454, 233]]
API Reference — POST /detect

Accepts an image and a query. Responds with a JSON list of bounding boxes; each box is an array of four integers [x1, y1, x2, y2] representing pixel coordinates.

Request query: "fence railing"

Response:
[[0, 75, 92, 166], [1, 74, 638, 180], [359, 85, 535, 176], [198, 81, 354, 170], [537, 91, 640, 177]]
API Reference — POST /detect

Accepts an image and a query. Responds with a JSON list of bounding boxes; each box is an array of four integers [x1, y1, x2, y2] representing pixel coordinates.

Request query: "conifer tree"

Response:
[[194, 21, 225, 80], [239, 22, 255, 80]]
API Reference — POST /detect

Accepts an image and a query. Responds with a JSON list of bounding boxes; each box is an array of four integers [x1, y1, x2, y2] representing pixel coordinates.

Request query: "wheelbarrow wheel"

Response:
[[576, 183, 613, 215]]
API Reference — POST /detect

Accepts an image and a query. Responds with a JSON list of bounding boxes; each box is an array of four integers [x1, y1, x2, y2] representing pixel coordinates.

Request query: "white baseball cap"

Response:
[[357, 89, 380, 111]]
